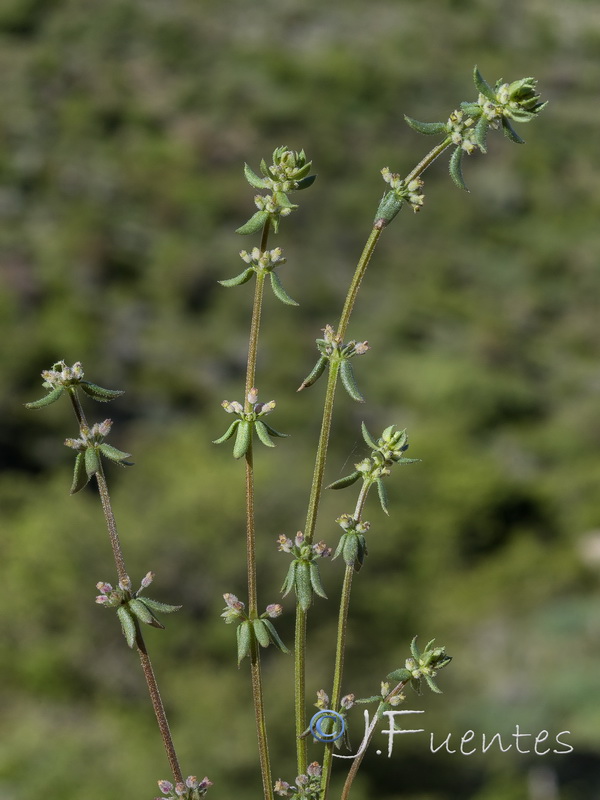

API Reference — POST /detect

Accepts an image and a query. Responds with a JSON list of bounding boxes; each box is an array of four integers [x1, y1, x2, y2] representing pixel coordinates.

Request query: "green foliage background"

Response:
[[2, 1, 600, 798]]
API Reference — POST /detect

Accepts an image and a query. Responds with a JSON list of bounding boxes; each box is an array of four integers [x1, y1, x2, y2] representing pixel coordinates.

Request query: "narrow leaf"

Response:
[[117, 605, 137, 649], [25, 386, 64, 409], [253, 618, 271, 648], [473, 66, 496, 102], [233, 420, 252, 460], [361, 421, 379, 450], [377, 479, 389, 515], [274, 191, 297, 209], [237, 620, 252, 664], [70, 452, 90, 495], [449, 146, 468, 191], [295, 562, 312, 611], [218, 268, 255, 288], [404, 116, 447, 136], [99, 443, 134, 465], [213, 419, 240, 445], [263, 619, 290, 654], [333, 536, 345, 561], [129, 598, 162, 627], [80, 382, 124, 402], [355, 695, 382, 704], [342, 535, 359, 568], [140, 597, 182, 614], [270, 271, 298, 306], [295, 174, 316, 190], [386, 667, 412, 683], [262, 422, 289, 438], [236, 210, 269, 235], [473, 115, 489, 153], [244, 163, 269, 189], [254, 420, 276, 448], [84, 447, 100, 478], [326, 471, 361, 491], [340, 360, 365, 403], [374, 191, 403, 226], [281, 561, 297, 597], [424, 674, 443, 694], [309, 562, 327, 599], [297, 355, 327, 391], [502, 118, 525, 144], [410, 636, 421, 660]]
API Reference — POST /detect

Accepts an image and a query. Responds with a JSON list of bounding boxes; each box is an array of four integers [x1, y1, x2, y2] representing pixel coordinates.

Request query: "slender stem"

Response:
[[339, 681, 408, 800], [320, 482, 371, 797], [135, 624, 184, 784], [68, 388, 183, 782], [243, 218, 273, 800]]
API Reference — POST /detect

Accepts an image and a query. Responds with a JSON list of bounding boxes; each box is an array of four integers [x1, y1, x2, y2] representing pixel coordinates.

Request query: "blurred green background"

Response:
[[2, 0, 600, 798]]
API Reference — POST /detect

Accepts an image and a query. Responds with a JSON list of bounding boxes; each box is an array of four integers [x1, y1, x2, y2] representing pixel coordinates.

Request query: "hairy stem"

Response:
[[244, 218, 273, 800]]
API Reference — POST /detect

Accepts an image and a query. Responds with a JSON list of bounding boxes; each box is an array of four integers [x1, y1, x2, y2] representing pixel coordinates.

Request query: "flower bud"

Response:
[[141, 571, 154, 588], [315, 688, 329, 709], [266, 603, 283, 618], [340, 693, 355, 710], [158, 780, 174, 794], [274, 780, 290, 796], [307, 762, 322, 777]]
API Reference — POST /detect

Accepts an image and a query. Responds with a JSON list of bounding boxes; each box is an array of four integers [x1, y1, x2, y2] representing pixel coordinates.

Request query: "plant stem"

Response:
[[320, 482, 371, 798], [67, 388, 183, 783], [297, 138, 452, 791], [243, 218, 273, 800]]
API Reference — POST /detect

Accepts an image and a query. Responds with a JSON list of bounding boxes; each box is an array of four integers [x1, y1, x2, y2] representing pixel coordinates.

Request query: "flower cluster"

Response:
[[386, 637, 452, 695], [298, 324, 370, 401], [156, 776, 212, 800], [333, 515, 371, 572], [96, 572, 181, 649], [26, 360, 123, 409], [279, 532, 332, 611], [220, 593, 288, 663], [274, 762, 322, 800], [63, 418, 133, 494], [213, 388, 287, 460], [327, 423, 419, 514], [381, 168, 425, 212], [445, 110, 478, 154]]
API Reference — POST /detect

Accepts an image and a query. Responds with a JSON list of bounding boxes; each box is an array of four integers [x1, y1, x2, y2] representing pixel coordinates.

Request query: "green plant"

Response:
[[26, 67, 545, 800]]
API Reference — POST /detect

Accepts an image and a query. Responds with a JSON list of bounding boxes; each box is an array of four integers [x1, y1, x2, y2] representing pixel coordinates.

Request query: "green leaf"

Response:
[[410, 636, 421, 660], [213, 419, 241, 445], [253, 618, 271, 648], [70, 452, 90, 494], [449, 146, 468, 191], [281, 561, 297, 597], [140, 597, 182, 614], [340, 360, 365, 403], [263, 619, 290, 654], [295, 562, 313, 611], [374, 190, 403, 226], [270, 271, 298, 306], [274, 191, 297, 209], [361, 422, 379, 450], [473, 66, 496, 102], [218, 268, 255, 288], [326, 471, 362, 491], [355, 695, 382, 704], [236, 210, 269, 235], [25, 386, 65, 409], [80, 382, 124, 402], [244, 163, 269, 189], [237, 620, 252, 664], [254, 420, 276, 448], [376, 479, 389, 515], [84, 447, 100, 478], [233, 420, 252, 460], [99, 443, 134, 465], [424, 674, 443, 694], [297, 355, 327, 391], [342, 534, 359, 568], [356, 534, 368, 571], [386, 667, 412, 683], [404, 116, 447, 136], [473, 115, 489, 153], [502, 117, 525, 144], [309, 562, 327, 599], [117, 605, 137, 649], [261, 422, 289, 438], [129, 598, 163, 628], [295, 174, 316, 190]]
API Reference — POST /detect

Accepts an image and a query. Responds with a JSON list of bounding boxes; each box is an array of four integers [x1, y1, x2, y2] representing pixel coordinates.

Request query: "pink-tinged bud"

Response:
[[175, 783, 186, 796], [315, 689, 329, 709], [255, 400, 276, 416], [158, 780, 173, 794], [96, 581, 113, 593], [336, 514, 354, 531], [274, 779, 290, 796], [266, 604, 282, 618], [294, 531, 305, 547], [95, 595, 109, 604], [340, 693, 355, 709], [96, 419, 112, 437], [247, 387, 259, 405], [141, 571, 154, 588], [223, 593, 244, 611], [354, 341, 370, 356], [198, 777, 212, 792], [307, 762, 322, 777], [312, 541, 331, 558], [186, 776, 199, 789], [119, 576, 132, 591], [295, 774, 309, 787], [277, 534, 293, 553]]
